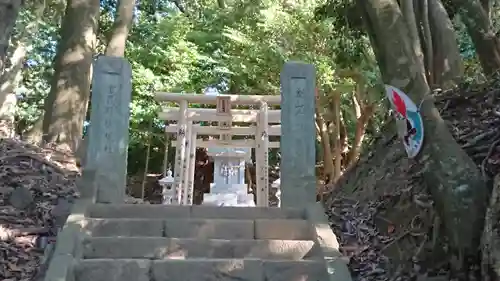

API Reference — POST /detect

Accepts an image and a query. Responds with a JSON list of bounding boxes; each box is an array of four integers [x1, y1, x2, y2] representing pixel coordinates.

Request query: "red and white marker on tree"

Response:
[[384, 85, 425, 158]]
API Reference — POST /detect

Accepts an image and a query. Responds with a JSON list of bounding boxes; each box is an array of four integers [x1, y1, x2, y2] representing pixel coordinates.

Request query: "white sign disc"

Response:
[[384, 85, 425, 158]]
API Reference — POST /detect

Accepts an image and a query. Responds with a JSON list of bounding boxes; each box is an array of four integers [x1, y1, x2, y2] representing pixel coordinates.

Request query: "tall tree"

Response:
[[0, 0, 22, 73], [426, 0, 463, 86], [359, 0, 488, 273], [455, 0, 500, 75], [0, 0, 23, 137], [405, 0, 463, 87], [0, 2, 50, 137], [41, 0, 100, 151], [105, 0, 135, 56]]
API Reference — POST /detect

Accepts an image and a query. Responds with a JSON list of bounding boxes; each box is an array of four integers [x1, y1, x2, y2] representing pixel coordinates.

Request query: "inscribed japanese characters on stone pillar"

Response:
[[173, 100, 188, 204], [217, 96, 232, 144], [181, 120, 193, 205], [280, 62, 316, 208], [186, 126, 197, 205], [85, 56, 132, 203], [255, 102, 269, 207]]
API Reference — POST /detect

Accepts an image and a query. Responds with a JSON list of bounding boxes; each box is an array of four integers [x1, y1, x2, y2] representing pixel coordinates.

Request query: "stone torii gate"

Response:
[[155, 93, 281, 207]]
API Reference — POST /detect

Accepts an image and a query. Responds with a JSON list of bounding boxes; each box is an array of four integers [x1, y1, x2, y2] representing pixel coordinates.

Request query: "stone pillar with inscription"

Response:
[[173, 100, 188, 204], [85, 56, 132, 203], [182, 120, 193, 205], [186, 127, 197, 205], [280, 62, 316, 208], [255, 102, 269, 207]]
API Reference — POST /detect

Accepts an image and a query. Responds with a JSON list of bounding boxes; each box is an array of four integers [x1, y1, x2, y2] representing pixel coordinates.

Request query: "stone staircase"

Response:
[[43, 202, 352, 281]]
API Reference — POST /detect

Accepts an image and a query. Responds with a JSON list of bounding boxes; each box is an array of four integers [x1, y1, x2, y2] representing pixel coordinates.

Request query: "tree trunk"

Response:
[[105, 0, 135, 56], [0, 0, 22, 137], [428, 0, 463, 87], [418, 0, 434, 85], [480, 0, 490, 16], [346, 92, 374, 169], [316, 113, 335, 182], [327, 100, 348, 154], [338, 110, 348, 153], [315, 90, 335, 183], [0, 43, 25, 137], [217, 0, 225, 9], [0, 3, 46, 138], [0, 0, 22, 73], [401, 0, 425, 74], [361, 0, 488, 271], [457, 0, 500, 75], [41, 0, 100, 152], [481, 174, 500, 280], [332, 91, 342, 183]]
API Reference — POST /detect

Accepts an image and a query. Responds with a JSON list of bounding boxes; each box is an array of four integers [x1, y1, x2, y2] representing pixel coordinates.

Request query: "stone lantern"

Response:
[[158, 170, 175, 204]]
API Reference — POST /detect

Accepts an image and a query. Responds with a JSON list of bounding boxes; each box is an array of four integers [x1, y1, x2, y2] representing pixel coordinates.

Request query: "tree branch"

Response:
[[172, 0, 187, 15]]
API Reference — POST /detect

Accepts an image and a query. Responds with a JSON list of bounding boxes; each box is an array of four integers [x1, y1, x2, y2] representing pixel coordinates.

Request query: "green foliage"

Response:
[[10, 0, 487, 175], [452, 15, 485, 82], [15, 4, 62, 131]]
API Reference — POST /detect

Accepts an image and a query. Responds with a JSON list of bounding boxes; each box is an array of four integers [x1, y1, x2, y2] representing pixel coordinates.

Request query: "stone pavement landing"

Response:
[[43, 203, 353, 281]]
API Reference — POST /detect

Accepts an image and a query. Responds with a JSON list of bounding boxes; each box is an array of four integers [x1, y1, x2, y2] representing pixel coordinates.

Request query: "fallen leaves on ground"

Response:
[[0, 138, 79, 281]]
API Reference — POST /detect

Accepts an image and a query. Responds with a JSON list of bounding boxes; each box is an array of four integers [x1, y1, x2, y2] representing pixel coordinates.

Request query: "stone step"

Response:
[[82, 237, 320, 260], [74, 258, 330, 281], [82, 218, 313, 240], [86, 203, 304, 220], [202, 193, 256, 207]]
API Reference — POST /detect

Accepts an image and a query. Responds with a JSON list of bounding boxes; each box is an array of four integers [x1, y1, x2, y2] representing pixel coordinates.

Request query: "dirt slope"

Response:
[[0, 138, 79, 281], [326, 78, 500, 281]]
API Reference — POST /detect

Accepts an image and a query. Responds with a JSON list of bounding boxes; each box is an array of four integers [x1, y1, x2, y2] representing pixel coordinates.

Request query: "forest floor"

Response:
[[326, 77, 500, 281], [0, 139, 79, 281]]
